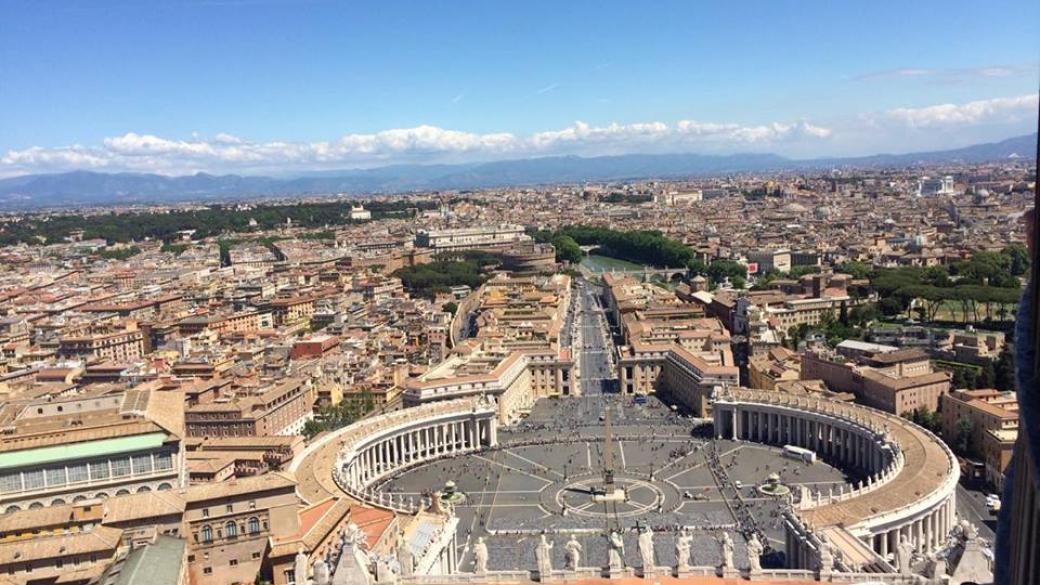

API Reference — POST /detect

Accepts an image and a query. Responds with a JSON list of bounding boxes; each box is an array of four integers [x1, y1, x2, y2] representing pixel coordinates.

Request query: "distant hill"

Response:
[[0, 133, 1034, 209]]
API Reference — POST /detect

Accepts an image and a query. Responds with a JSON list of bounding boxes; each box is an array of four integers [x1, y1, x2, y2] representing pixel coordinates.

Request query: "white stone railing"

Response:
[[797, 448, 905, 510], [399, 567, 926, 584], [329, 397, 497, 513], [715, 388, 959, 551]]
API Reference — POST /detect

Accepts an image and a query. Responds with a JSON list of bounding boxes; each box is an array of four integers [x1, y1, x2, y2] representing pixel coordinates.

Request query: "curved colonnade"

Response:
[[328, 397, 498, 512], [713, 389, 959, 571]]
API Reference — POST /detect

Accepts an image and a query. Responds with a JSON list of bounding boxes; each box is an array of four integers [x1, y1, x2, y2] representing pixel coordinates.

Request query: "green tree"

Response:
[[978, 361, 996, 389], [994, 346, 1015, 391], [442, 302, 458, 315], [840, 261, 873, 279], [550, 234, 583, 264], [955, 417, 975, 454]]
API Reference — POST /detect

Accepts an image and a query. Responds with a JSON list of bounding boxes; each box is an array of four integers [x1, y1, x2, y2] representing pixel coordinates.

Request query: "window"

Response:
[[154, 452, 173, 470], [202, 508, 209, 518], [201, 525, 212, 543], [248, 517, 260, 534], [0, 473, 22, 494], [203, 567, 212, 575], [23, 470, 43, 490], [229, 559, 238, 567], [226, 504, 233, 513], [131, 454, 153, 474], [44, 467, 66, 487], [225, 521, 238, 538], [110, 458, 130, 478], [67, 463, 88, 484], [90, 461, 110, 480], [252, 551, 262, 560]]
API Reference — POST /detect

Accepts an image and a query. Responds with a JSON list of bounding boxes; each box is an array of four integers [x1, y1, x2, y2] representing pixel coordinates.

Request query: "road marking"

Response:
[[502, 449, 565, 479], [473, 455, 553, 484]]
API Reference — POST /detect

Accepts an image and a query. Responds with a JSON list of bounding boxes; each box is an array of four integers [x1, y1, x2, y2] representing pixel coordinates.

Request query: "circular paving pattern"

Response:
[[549, 472, 673, 519], [375, 395, 855, 572]]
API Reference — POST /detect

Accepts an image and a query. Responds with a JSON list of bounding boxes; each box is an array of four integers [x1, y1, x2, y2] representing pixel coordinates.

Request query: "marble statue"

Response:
[[565, 535, 583, 571], [346, 522, 363, 545], [607, 530, 625, 570], [718, 532, 735, 570], [818, 540, 834, 574], [535, 534, 555, 578], [294, 547, 310, 585], [675, 528, 692, 571], [397, 532, 414, 577], [375, 555, 396, 583], [746, 533, 764, 573], [960, 520, 979, 542], [638, 526, 655, 573], [473, 537, 489, 575], [927, 551, 947, 578], [313, 557, 330, 585], [895, 535, 914, 575]]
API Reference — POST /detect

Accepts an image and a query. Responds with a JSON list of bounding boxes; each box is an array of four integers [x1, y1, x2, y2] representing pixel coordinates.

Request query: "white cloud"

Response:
[[853, 64, 1035, 83], [1, 114, 838, 177], [5, 88, 1027, 178], [879, 94, 1038, 128], [675, 120, 832, 142]]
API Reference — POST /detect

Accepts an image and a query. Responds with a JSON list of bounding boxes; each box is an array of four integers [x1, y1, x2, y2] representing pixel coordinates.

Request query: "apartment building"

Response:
[[57, 321, 147, 361], [184, 377, 316, 438], [184, 472, 299, 585], [940, 388, 1019, 488]]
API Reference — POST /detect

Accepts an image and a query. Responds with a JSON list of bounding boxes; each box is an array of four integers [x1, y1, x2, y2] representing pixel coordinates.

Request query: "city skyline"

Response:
[[1, 0, 1038, 177]]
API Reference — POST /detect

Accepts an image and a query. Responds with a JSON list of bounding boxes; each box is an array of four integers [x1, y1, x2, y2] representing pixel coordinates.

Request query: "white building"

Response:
[[349, 205, 372, 221], [917, 176, 955, 196]]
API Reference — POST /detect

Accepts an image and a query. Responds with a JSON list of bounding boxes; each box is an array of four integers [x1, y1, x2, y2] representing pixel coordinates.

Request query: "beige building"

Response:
[[184, 376, 316, 438], [57, 321, 147, 361], [184, 472, 299, 585], [403, 348, 573, 424], [0, 389, 186, 513], [748, 346, 802, 391], [801, 347, 951, 415], [414, 224, 529, 251], [940, 388, 1018, 488]]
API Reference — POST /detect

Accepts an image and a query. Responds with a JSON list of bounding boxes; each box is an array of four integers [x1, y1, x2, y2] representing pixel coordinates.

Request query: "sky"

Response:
[[0, 0, 1038, 177]]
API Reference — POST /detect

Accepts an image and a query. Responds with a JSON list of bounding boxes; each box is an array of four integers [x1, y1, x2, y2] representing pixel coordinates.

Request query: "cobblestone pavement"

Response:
[[377, 394, 851, 572]]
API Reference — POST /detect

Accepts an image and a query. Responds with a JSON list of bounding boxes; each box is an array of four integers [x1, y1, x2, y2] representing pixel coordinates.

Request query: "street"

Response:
[[575, 279, 617, 396]]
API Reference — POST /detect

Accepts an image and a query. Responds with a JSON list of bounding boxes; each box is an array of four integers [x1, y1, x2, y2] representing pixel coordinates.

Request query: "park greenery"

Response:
[[785, 302, 881, 349], [601, 192, 653, 205], [933, 345, 1015, 392], [551, 226, 696, 268], [160, 243, 189, 255], [302, 393, 376, 439], [391, 251, 501, 299], [0, 199, 438, 246], [96, 246, 141, 260], [688, 258, 748, 288], [850, 245, 1027, 323]]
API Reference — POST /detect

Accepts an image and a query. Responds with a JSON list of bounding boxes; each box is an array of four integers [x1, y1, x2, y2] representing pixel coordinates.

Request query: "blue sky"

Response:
[[0, 0, 1037, 176]]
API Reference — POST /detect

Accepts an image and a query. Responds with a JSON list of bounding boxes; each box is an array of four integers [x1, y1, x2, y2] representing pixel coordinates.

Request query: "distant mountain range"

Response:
[[0, 133, 1034, 209]]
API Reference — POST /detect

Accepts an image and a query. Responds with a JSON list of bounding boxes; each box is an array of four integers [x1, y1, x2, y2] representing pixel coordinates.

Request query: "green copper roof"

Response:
[[0, 432, 166, 470]]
